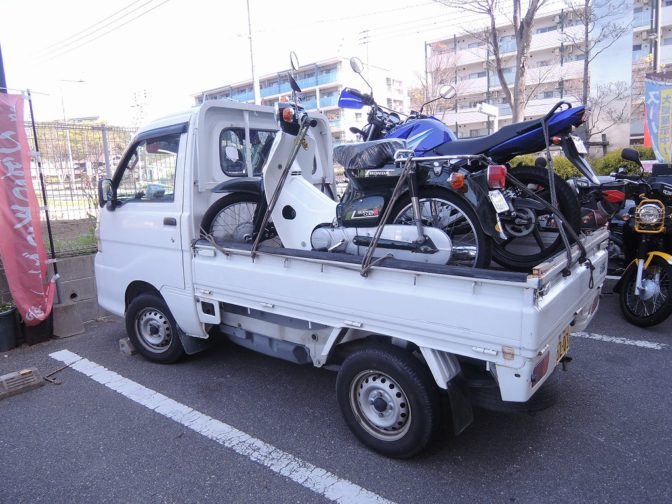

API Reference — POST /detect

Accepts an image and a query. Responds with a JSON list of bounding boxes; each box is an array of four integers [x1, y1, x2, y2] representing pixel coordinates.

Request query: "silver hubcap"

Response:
[[136, 308, 172, 352], [350, 370, 411, 441]]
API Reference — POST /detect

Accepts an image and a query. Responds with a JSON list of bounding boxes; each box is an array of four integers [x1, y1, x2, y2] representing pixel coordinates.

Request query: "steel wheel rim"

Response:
[[393, 197, 479, 267], [135, 308, 173, 352], [625, 265, 670, 317], [349, 370, 411, 441]]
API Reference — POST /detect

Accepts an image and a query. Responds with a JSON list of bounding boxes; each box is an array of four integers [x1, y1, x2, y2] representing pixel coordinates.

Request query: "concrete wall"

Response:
[[0, 253, 105, 323]]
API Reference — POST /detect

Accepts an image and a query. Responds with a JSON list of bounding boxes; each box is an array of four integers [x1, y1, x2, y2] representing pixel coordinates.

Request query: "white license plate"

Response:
[[571, 135, 588, 155], [488, 190, 509, 214]]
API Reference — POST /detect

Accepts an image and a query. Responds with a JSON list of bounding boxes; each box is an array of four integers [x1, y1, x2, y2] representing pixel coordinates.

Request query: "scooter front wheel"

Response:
[[201, 193, 281, 246], [391, 188, 491, 268], [619, 255, 672, 327]]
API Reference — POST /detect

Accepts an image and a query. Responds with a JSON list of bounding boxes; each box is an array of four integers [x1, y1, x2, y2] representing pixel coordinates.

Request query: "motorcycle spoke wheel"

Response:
[[620, 256, 672, 327], [391, 188, 491, 268]]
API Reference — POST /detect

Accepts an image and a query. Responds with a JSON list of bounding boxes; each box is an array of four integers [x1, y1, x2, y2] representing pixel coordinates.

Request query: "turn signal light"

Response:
[[487, 165, 507, 189], [282, 107, 295, 123], [449, 172, 465, 189]]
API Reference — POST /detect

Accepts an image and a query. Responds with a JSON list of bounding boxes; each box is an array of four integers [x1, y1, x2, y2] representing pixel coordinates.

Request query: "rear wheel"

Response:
[[336, 344, 440, 459], [619, 255, 672, 327], [493, 165, 581, 272], [391, 188, 491, 268]]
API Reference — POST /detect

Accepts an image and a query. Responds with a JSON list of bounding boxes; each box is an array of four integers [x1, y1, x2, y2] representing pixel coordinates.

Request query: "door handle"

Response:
[[163, 217, 177, 226]]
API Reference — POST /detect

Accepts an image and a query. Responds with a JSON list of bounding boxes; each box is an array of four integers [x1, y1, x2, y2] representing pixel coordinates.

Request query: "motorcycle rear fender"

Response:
[[211, 177, 263, 195], [612, 252, 672, 292]]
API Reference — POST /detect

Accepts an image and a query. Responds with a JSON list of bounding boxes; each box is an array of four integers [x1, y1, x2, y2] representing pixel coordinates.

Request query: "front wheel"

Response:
[[125, 293, 185, 364], [618, 255, 672, 327], [336, 344, 440, 458], [201, 192, 280, 245], [391, 188, 492, 268]]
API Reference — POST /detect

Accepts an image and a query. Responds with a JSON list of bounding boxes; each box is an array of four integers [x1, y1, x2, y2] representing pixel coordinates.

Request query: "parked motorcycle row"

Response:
[[200, 54, 672, 328]]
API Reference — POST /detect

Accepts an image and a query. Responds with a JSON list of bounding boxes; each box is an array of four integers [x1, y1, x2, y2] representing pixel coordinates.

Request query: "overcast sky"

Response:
[[1, 0, 567, 126]]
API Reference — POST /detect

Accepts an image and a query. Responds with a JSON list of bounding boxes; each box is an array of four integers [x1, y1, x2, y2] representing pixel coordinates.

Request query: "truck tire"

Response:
[[125, 293, 185, 364], [336, 344, 440, 458], [391, 187, 492, 268]]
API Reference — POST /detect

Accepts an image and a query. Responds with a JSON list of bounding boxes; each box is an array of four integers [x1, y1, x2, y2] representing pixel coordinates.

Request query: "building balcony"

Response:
[[231, 90, 254, 102], [319, 95, 340, 107]]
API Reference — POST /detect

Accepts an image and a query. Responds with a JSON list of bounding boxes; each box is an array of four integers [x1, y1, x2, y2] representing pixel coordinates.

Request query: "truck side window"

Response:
[[220, 128, 276, 177], [116, 133, 180, 202]]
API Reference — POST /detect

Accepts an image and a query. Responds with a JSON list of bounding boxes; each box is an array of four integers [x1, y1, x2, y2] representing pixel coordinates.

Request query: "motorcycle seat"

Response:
[[334, 139, 406, 171], [434, 117, 545, 157]]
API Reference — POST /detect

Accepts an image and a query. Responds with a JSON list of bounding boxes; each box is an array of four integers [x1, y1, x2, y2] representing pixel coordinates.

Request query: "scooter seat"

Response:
[[334, 139, 406, 171]]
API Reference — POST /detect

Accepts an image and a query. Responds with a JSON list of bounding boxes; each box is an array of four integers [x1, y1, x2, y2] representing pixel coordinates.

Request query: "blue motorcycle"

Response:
[[339, 57, 600, 271]]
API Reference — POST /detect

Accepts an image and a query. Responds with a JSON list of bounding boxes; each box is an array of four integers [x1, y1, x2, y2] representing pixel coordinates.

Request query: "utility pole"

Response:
[[0, 43, 7, 93], [246, 0, 261, 105], [651, 0, 661, 74]]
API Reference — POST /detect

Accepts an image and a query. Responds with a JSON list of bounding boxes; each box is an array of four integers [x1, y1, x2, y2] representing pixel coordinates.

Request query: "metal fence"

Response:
[[26, 122, 137, 257]]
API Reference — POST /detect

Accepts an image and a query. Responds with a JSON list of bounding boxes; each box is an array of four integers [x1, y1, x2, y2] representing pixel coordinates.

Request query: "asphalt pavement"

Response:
[[1, 285, 670, 503]]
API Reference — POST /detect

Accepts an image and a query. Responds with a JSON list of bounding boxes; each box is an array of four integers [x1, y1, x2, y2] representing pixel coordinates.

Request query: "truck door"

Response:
[[96, 123, 187, 316]]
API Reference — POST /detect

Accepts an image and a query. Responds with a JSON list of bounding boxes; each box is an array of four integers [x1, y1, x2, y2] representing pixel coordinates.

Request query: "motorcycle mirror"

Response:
[[438, 84, 456, 100], [290, 51, 300, 71], [621, 147, 642, 166], [350, 57, 364, 75]]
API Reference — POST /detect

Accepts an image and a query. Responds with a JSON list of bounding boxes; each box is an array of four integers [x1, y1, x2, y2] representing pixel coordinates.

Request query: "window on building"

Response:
[[663, 37, 672, 46], [536, 25, 557, 34], [633, 44, 642, 51], [468, 71, 487, 79], [536, 60, 551, 68], [468, 41, 484, 48]]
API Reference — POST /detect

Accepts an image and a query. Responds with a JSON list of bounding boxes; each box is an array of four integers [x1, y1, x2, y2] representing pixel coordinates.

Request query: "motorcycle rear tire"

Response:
[[390, 187, 491, 269], [618, 255, 672, 327], [492, 165, 581, 272]]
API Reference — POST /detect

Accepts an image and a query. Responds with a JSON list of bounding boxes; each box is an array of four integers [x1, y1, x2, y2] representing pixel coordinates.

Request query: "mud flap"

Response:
[[446, 376, 474, 435], [179, 330, 213, 355]]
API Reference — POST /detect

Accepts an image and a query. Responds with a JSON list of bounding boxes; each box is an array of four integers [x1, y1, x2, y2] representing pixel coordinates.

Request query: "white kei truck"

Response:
[[95, 99, 608, 458]]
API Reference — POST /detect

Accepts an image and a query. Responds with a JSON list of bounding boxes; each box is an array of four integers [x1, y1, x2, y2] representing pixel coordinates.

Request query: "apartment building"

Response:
[[425, 0, 672, 149], [194, 58, 408, 144]]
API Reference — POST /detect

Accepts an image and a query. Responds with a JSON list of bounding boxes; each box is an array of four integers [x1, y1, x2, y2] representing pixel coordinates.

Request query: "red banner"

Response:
[[0, 93, 54, 326]]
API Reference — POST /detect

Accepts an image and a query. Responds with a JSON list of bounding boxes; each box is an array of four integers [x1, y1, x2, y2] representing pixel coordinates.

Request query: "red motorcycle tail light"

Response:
[[551, 136, 562, 145], [487, 165, 507, 189], [603, 190, 625, 203]]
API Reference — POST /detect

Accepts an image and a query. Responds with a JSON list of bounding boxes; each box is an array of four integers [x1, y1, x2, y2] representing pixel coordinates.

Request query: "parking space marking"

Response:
[[49, 349, 393, 504], [573, 331, 668, 350]]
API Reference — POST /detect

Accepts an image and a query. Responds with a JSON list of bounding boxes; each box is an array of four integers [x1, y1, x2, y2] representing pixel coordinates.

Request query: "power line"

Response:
[[36, 0, 171, 62], [37, 0, 147, 54]]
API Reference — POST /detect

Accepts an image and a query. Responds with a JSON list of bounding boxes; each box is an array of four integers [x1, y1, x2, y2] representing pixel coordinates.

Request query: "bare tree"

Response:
[[409, 51, 462, 119], [562, 0, 630, 106], [434, 0, 547, 122], [585, 81, 630, 140]]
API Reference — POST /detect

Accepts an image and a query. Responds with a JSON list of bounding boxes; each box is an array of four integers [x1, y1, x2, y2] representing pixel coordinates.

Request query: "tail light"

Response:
[[551, 136, 562, 145], [603, 190, 625, 203], [487, 165, 507, 189]]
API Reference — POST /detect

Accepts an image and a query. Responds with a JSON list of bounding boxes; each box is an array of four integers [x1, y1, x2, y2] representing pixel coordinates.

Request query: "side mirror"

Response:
[[98, 178, 114, 208], [621, 148, 641, 165], [350, 57, 364, 75], [438, 84, 456, 100], [290, 51, 300, 71]]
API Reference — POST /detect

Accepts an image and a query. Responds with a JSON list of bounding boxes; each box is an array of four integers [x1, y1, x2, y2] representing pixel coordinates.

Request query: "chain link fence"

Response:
[[26, 122, 137, 257]]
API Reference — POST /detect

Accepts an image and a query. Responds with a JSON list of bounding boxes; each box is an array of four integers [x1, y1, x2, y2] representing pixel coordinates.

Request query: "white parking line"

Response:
[[573, 331, 668, 350], [49, 349, 393, 504]]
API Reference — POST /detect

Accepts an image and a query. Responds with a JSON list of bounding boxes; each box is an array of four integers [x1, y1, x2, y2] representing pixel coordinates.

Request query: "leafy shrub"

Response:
[[509, 154, 582, 179], [592, 146, 655, 175]]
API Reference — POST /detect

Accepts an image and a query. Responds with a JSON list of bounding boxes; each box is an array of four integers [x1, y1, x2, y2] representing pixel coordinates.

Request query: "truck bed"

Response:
[[190, 229, 608, 400]]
